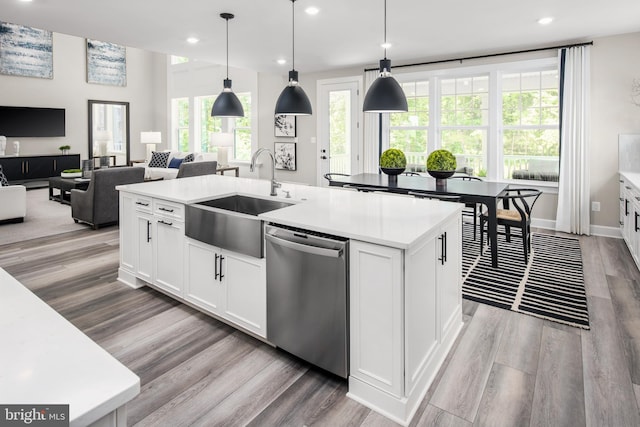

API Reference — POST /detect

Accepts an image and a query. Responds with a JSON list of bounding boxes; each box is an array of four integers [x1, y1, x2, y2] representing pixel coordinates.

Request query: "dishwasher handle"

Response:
[[266, 233, 344, 258]]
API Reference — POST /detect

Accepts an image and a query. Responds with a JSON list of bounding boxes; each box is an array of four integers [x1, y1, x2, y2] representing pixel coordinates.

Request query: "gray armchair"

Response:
[[71, 167, 145, 229], [176, 161, 218, 178]]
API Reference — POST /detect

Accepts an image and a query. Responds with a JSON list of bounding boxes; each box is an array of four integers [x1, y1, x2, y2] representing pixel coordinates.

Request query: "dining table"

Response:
[[328, 173, 509, 268]]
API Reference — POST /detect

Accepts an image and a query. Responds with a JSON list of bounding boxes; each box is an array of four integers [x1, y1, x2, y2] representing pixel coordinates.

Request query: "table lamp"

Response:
[[210, 132, 234, 167], [141, 131, 161, 160]]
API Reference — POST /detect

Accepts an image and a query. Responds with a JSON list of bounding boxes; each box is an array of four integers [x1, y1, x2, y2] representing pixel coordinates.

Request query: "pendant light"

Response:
[[274, 0, 312, 116], [212, 13, 244, 118], [363, 0, 408, 113]]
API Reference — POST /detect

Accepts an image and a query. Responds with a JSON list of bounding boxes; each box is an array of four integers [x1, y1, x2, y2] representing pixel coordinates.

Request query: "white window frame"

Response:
[[383, 56, 559, 188]]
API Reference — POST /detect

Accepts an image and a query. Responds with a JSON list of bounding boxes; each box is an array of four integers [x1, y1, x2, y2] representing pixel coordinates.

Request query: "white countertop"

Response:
[[117, 175, 462, 249], [620, 171, 640, 189], [0, 268, 140, 427]]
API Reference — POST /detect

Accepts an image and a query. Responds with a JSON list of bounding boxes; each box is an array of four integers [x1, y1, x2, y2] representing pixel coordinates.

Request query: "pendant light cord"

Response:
[[383, 0, 387, 59], [292, 0, 296, 71], [226, 17, 229, 79]]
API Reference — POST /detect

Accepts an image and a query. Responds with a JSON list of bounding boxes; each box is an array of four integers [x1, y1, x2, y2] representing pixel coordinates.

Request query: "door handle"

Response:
[[146, 220, 151, 242], [214, 253, 219, 280], [438, 233, 446, 265], [626, 199, 629, 216], [635, 212, 639, 232], [219, 255, 225, 281]]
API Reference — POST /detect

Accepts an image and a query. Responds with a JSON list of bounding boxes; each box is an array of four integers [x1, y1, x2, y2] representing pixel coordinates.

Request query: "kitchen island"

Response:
[[0, 268, 140, 427], [116, 174, 463, 426]]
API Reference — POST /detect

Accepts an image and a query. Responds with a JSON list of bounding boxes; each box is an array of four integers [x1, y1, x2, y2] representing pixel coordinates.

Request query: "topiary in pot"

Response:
[[380, 148, 407, 175], [426, 149, 456, 179]]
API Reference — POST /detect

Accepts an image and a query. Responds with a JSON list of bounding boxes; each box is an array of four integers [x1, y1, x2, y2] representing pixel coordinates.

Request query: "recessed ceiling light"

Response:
[[186, 37, 199, 44], [305, 7, 319, 15], [381, 42, 392, 49], [537, 17, 553, 25], [277, 59, 287, 65]]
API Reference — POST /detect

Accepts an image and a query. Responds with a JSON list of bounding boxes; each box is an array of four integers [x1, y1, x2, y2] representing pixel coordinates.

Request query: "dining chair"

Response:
[[403, 171, 422, 176], [323, 173, 351, 183], [449, 175, 483, 240], [479, 188, 542, 264]]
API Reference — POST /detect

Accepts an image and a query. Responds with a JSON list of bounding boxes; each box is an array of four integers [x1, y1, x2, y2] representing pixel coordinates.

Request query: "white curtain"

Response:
[[363, 69, 380, 173], [555, 46, 591, 235]]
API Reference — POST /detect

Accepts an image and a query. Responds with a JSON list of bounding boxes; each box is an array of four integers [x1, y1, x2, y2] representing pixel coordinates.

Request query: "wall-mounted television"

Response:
[[0, 106, 66, 137]]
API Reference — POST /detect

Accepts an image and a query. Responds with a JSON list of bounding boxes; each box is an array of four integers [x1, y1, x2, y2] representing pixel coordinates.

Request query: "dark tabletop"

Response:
[[330, 173, 508, 198]]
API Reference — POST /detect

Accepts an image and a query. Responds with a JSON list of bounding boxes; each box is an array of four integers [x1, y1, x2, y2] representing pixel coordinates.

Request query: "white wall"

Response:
[[591, 32, 640, 229], [0, 32, 165, 161]]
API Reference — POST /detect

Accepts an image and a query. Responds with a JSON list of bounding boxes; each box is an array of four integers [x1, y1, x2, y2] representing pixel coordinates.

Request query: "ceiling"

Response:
[[2, 0, 640, 74]]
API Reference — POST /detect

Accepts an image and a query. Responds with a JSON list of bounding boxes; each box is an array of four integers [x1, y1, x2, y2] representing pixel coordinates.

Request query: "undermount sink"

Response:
[[185, 195, 294, 258], [195, 194, 293, 216]]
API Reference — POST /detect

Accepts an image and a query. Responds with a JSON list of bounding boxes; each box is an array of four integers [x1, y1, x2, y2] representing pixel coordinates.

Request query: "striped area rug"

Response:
[[461, 224, 590, 329]]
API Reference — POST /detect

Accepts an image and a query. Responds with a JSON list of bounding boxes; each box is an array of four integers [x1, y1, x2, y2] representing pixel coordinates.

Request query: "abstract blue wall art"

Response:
[[86, 39, 126, 86], [0, 22, 53, 79]]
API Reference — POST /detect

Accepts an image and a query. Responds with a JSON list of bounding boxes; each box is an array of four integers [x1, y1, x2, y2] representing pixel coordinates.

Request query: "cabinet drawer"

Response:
[[154, 199, 184, 221], [133, 196, 152, 213]]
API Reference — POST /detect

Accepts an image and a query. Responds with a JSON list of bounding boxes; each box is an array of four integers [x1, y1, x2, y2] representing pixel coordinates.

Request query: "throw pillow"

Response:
[[148, 151, 170, 168], [0, 165, 8, 186], [168, 157, 184, 169], [183, 153, 195, 163]]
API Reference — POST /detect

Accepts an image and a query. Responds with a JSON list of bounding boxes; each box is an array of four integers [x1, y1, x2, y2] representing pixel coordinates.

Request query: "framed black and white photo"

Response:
[[274, 142, 296, 171], [87, 39, 127, 86], [274, 115, 296, 137]]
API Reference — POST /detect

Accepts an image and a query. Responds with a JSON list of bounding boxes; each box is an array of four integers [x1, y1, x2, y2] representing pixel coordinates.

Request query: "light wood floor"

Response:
[[1, 227, 639, 426]]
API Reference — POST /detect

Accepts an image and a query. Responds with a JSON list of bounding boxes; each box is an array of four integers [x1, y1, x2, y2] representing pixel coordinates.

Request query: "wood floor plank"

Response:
[[126, 332, 258, 425], [245, 368, 345, 427], [429, 304, 507, 422], [360, 411, 401, 427], [578, 235, 611, 299], [598, 236, 638, 282], [530, 326, 585, 427], [135, 345, 282, 427], [194, 355, 308, 427], [412, 405, 471, 427], [607, 274, 640, 385], [473, 363, 534, 427], [634, 384, 640, 414], [494, 310, 543, 375]]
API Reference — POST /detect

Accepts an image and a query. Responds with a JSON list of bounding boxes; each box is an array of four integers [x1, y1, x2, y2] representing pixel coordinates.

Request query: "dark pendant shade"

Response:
[[363, 62, 408, 113], [275, 70, 312, 116], [212, 79, 244, 117]]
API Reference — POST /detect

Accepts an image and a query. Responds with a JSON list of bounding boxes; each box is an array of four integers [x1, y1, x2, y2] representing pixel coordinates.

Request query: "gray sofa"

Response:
[[176, 160, 218, 178], [71, 167, 145, 229]]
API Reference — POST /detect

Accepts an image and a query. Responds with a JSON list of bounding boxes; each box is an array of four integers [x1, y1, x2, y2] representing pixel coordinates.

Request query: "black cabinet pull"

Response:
[[626, 199, 630, 216], [214, 253, 219, 280], [159, 207, 174, 213], [158, 220, 173, 226], [438, 233, 445, 265], [219, 255, 225, 281], [443, 231, 447, 263], [135, 201, 149, 207], [146, 220, 151, 242], [635, 212, 639, 232]]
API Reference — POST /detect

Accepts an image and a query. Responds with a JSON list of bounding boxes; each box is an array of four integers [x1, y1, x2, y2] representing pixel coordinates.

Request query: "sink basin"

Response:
[[196, 195, 293, 216], [185, 195, 294, 258]]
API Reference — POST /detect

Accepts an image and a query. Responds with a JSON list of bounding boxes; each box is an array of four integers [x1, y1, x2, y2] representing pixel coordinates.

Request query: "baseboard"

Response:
[[531, 218, 622, 239]]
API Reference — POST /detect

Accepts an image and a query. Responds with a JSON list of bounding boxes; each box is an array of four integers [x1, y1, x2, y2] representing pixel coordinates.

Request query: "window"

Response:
[[389, 81, 429, 169], [171, 98, 189, 152], [196, 96, 222, 152], [233, 93, 252, 161], [386, 58, 559, 183], [171, 55, 189, 65], [502, 70, 559, 181]]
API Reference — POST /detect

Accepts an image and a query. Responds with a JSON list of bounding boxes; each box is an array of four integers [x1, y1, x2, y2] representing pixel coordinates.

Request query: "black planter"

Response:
[[427, 170, 455, 180], [381, 167, 405, 176]]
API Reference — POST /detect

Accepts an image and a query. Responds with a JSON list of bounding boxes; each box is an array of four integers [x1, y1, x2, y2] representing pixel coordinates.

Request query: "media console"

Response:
[[0, 154, 80, 184]]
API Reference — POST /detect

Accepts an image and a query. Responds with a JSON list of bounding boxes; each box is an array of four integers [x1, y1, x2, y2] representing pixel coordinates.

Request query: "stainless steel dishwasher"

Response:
[[265, 223, 349, 378]]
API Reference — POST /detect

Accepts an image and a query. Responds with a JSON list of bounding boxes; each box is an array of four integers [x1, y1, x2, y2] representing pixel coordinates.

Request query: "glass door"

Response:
[[317, 77, 362, 186]]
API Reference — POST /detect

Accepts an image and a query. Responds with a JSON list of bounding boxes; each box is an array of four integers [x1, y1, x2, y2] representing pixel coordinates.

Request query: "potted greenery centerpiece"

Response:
[[60, 168, 82, 178], [426, 149, 456, 181], [380, 148, 407, 176], [59, 145, 71, 155]]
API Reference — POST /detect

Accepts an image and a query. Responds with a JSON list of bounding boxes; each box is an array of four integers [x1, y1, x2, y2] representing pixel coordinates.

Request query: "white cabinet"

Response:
[[349, 213, 462, 424], [135, 212, 154, 283], [184, 237, 266, 338], [119, 192, 136, 273], [620, 175, 640, 271], [154, 216, 184, 297]]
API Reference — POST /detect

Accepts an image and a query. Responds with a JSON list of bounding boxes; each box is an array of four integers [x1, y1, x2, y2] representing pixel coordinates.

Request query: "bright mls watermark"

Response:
[[0, 405, 68, 426]]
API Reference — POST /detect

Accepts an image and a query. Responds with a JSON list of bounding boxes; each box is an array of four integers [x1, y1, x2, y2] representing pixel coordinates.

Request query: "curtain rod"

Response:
[[364, 41, 594, 72]]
